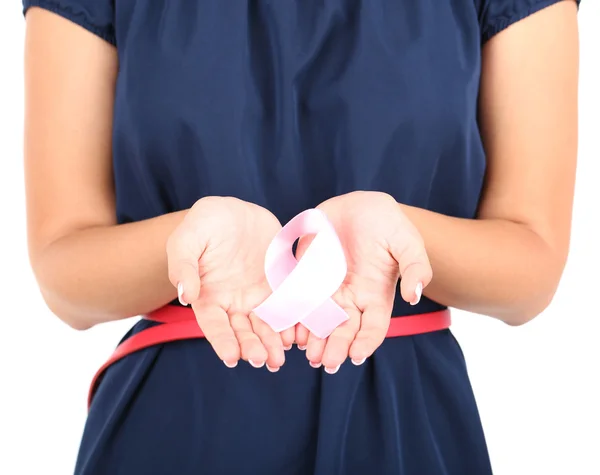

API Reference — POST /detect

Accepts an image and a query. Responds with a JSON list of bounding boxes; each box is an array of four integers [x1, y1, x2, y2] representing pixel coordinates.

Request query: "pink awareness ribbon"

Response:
[[253, 209, 349, 339]]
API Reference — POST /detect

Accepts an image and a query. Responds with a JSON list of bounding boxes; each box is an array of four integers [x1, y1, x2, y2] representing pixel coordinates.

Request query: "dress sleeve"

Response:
[[22, 0, 115, 46], [479, 0, 581, 44]]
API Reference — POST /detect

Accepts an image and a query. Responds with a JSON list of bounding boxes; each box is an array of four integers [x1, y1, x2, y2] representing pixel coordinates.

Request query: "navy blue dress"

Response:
[[23, 1, 576, 473]]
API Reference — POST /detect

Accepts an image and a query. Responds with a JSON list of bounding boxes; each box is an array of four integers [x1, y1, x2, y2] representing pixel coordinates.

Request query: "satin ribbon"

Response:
[[253, 209, 349, 339]]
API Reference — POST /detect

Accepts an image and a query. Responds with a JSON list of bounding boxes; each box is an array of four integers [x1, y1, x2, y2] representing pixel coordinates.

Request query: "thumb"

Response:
[[174, 261, 202, 306], [166, 218, 208, 305], [389, 237, 433, 306]]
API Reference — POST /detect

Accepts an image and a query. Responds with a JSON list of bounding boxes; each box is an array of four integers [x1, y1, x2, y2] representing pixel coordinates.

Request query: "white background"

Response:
[[0, 3, 598, 475]]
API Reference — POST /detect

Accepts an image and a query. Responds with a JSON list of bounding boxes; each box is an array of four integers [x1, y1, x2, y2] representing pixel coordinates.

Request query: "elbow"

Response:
[[58, 315, 95, 332], [30, 244, 97, 331], [56, 312, 95, 332], [503, 239, 569, 326], [67, 320, 94, 332], [502, 293, 555, 326], [502, 271, 564, 327], [38, 286, 96, 331], [32, 262, 124, 331], [31, 256, 96, 331]]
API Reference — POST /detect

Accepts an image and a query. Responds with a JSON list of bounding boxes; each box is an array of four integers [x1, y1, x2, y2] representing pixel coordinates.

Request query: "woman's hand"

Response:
[[167, 197, 294, 371], [295, 191, 432, 373]]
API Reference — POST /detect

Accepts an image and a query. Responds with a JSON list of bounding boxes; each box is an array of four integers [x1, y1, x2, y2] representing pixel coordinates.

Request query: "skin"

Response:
[[293, 192, 432, 371], [24, 2, 578, 372], [167, 196, 295, 370], [403, 0, 579, 325], [168, 192, 431, 372]]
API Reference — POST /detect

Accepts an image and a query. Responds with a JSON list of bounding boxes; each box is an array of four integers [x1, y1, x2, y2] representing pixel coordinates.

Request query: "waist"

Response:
[[88, 305, 451, 409], [145, 305, 451, 338]]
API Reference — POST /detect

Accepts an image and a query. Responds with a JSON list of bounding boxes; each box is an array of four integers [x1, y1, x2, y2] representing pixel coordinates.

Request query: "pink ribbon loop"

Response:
[[253, 209, 349, 339]]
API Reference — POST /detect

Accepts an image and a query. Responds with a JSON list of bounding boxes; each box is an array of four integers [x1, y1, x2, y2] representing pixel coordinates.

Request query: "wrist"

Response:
[[397, 202, 424, 229]]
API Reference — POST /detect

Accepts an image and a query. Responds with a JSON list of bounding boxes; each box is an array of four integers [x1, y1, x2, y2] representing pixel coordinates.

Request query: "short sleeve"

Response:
[[23, 0, 115, 46], [479, 0, 581, 44]]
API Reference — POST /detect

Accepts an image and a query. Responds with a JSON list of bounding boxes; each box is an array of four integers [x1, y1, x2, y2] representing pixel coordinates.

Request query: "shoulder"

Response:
[[23, 0, 115, 45], [477, 0, 581, 43]]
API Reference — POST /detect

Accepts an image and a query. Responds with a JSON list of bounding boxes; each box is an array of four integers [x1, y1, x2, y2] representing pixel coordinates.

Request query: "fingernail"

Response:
[[309, 361, 322, 368], [351, 358, 366, 366], [297, 345, 306, 351], [177, 282, 188, 306], [249, 360, 265, 369], [324, 364, 341, 374], [284, 344, 292, 351], [223, 360, 237, 368], [266, 364, 280, 373], [410, 282, 423, 306]]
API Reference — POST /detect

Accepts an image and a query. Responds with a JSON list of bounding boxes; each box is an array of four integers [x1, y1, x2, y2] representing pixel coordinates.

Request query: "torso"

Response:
[[76, 2, 496, 473], [111, 0, 487, 316]]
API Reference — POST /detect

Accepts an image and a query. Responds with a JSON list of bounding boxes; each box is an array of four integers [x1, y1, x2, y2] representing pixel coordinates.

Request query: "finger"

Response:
[[399, 261, 432, 305], [295, 324, 310, 350], [192, 302, 240, 367], [229, 312, 269, 368], [166, 224, 207, 305], [321, 307, 361, 373], [280, 326, 296, 350], [175, 263, 201, 306], [249, 312, 285, 371], [348, 303, 390, 362], [389, 239, 433, 305], [305, 331, 327, 369]]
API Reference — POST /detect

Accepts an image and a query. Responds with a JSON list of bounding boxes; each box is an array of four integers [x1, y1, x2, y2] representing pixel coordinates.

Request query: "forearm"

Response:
[[401, 205, 566, 325], [31, 210, 187, 330]]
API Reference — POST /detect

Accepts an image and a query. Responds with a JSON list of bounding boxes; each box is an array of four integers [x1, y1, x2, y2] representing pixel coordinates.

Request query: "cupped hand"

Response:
[[295, 191, 433, 373], [166, 196, 294, 371]]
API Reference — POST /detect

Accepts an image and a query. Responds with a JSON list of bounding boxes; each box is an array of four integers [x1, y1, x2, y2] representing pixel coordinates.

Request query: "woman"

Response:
[[23, 0, 580, 474]]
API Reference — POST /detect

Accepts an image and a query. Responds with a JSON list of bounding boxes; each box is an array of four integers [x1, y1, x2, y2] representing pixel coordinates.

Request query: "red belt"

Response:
[[87, 305, 451, 409]]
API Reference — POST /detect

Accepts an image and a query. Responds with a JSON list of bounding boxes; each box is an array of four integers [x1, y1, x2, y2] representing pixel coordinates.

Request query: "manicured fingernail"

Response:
[[410, 282, 423, 306], [351, 358, 366, 366], [284, 344, 292, 351], [324, 364, 341, 374], [223, 360, 237, 368], [309, 361, 322, 368], [177, 282, 188, 306], [297, 345, 306, 351], [249, 360, 265, 369], [266, 364, 279, 373]]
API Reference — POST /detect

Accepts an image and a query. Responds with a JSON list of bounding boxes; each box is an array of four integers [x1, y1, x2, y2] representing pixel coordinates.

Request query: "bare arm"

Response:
[[401, 1, 579, 325], [25, 8, 184, 330]]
